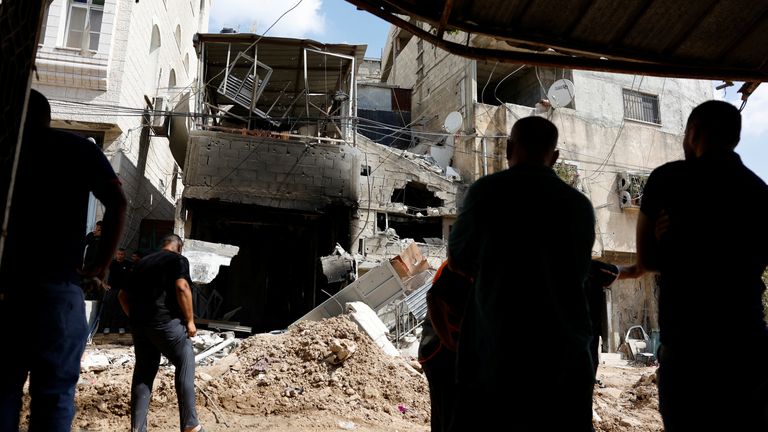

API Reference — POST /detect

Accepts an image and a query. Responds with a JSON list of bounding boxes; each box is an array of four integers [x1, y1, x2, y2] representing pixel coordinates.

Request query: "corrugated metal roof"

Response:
[[346, 0, 768, 82], [404, 280, 431, 323]]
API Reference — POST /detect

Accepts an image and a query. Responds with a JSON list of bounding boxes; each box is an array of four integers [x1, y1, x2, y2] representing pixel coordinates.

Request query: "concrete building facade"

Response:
[[178, 34, 460, 332], [380, 23, 713, 352], [33, 0, 211, 250]]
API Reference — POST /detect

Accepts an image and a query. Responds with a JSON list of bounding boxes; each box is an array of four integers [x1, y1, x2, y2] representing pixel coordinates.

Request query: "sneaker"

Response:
[[118, 328, 126, 334], [103, 328, 110, 334]]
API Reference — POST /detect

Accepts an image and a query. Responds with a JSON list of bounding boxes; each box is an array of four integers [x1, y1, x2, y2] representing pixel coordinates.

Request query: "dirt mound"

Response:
[[594, 371, 662, 432], [200, 316, 430, 424], [41, 316, 430, 430]]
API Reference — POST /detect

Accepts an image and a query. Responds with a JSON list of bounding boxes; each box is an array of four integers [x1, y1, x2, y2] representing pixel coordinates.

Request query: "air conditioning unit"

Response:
[[617, 172, 647, 209], [150, 96, 170, 136]]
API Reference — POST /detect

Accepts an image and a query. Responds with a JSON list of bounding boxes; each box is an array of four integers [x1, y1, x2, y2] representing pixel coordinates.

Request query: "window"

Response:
[[174, 24, 182, 50], [168, 69, 177, 89], [622, 89, 660, 124], [149, 25, 161, 52], [66, 0, 105, 51], [183, 53, 190, 74]]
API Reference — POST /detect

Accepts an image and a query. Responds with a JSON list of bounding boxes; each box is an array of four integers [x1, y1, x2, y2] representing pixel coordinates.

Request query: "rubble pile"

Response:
[[18, 316, 429, 430], [593, 372, 663, 432], [199, 316, 430, 424], [18, 316, 671, 431]]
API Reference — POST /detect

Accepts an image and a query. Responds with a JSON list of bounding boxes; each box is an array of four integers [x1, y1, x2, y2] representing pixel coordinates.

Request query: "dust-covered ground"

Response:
[[18, 316, 663, 431], [593, 358, 663, 432]]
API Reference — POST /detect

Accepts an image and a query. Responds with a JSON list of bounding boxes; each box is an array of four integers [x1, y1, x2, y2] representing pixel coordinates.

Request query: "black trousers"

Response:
[[130, 319, 199, 432], [422, 347, 458, 432]]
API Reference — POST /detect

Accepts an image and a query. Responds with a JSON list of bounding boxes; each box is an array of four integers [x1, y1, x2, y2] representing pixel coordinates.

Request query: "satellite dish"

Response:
[[547, 79, 575, 108], [443, 111, 463, 134]]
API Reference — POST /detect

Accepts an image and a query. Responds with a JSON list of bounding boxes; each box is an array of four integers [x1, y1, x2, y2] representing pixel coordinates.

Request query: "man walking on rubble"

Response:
[[119, 234, 204, 432]]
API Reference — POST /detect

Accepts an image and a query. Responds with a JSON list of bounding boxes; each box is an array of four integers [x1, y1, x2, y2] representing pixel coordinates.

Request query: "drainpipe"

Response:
[[481, 137, 488, 176]]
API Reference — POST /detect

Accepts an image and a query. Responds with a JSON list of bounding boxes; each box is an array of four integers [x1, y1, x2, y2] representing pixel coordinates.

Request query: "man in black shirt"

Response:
[[83, 220, 102, 270], [634, 100, 768, 431], [101, 248, 132, 334], [0, 89, 127, 431], [448, 116, 596, 431], [119, 234, 203, 432]]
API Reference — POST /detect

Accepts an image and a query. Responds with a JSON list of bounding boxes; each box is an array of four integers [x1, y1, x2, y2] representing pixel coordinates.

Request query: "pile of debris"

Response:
[[17, 315, 431, 431], [198, 316, 430, 423], [593, 371, 662, 431]]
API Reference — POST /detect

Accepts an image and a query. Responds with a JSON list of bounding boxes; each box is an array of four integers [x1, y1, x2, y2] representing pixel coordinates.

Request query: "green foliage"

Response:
[[554, 162, 579, 188], [763, 268, 768, 317]]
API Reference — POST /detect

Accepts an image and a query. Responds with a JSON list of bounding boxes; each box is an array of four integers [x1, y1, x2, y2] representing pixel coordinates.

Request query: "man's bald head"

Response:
[[683, 100, 741, 159], [506, 116, 559, 167]]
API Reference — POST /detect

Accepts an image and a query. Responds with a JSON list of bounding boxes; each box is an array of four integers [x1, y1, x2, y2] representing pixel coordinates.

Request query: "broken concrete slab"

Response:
[[182, 238, 240, 284], [321, 243, 357, 284], [292, 260, 406, 324], [346, 302, 399, 357]]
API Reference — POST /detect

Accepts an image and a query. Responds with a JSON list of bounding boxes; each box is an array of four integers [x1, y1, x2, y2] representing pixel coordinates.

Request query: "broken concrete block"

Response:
[[182, 239, 240, 284], [345, 301, 399, 357]]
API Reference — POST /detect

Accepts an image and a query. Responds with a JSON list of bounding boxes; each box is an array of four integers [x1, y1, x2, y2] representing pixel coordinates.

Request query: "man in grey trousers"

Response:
[[119, 234, 203, 432]]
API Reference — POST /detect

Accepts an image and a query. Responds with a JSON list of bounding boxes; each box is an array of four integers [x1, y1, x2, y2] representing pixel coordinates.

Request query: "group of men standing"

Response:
[[425, 100, 768, 431], [0, 88, 766, 432]]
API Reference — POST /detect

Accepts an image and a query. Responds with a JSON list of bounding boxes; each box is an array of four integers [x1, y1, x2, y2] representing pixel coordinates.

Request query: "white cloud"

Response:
[[209, 0, 326, 39]]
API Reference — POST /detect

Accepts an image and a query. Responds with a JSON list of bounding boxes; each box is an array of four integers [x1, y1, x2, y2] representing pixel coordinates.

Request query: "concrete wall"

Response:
[[573, 71, 713, 135], [358, 84, 393, 111], [351, 134, 458, 261], [384, 25, 476, 147], [183, 131, 360, 212], [358, 58, 382, 83], [33, 0, 211, 249]]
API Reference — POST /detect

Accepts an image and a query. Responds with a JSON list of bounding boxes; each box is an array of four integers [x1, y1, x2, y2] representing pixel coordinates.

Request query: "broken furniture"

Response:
[[624, 325, 655, 364]]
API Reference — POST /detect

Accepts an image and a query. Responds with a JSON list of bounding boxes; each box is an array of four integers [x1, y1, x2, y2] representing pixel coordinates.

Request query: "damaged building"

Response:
[[379, 23, 713, 353], [180, 33, 457, 333]]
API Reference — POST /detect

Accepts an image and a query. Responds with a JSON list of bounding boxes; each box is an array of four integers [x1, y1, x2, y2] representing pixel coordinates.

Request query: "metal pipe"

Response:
[[482, 137, 488, 176]]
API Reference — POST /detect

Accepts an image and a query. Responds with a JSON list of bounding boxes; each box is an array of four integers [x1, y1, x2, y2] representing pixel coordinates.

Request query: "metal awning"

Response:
[[346, 0, 768, 83]]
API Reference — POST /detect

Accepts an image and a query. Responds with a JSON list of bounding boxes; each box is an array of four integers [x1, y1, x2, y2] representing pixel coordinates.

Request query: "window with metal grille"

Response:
[[622, 89, 660, 125]]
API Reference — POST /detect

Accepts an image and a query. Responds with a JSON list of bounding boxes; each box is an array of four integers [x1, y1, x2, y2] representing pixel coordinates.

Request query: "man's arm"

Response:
[[175, 278, 197, 337], [82, 180, 127, 279], [118, 289, 130, 317], [635, 210, 660, 275]]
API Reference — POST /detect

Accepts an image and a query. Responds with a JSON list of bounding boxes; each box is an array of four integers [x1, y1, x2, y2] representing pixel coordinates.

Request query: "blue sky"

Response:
[[209, 0, 768, 181], [208, 0, 388, 58], [718, 84, 768, 181]]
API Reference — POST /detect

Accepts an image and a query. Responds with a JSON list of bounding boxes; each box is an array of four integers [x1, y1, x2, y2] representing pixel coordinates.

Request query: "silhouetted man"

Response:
[[0, 89, 127, 431], [448, 116, 596, 431], [634, 100, 768, 431]]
